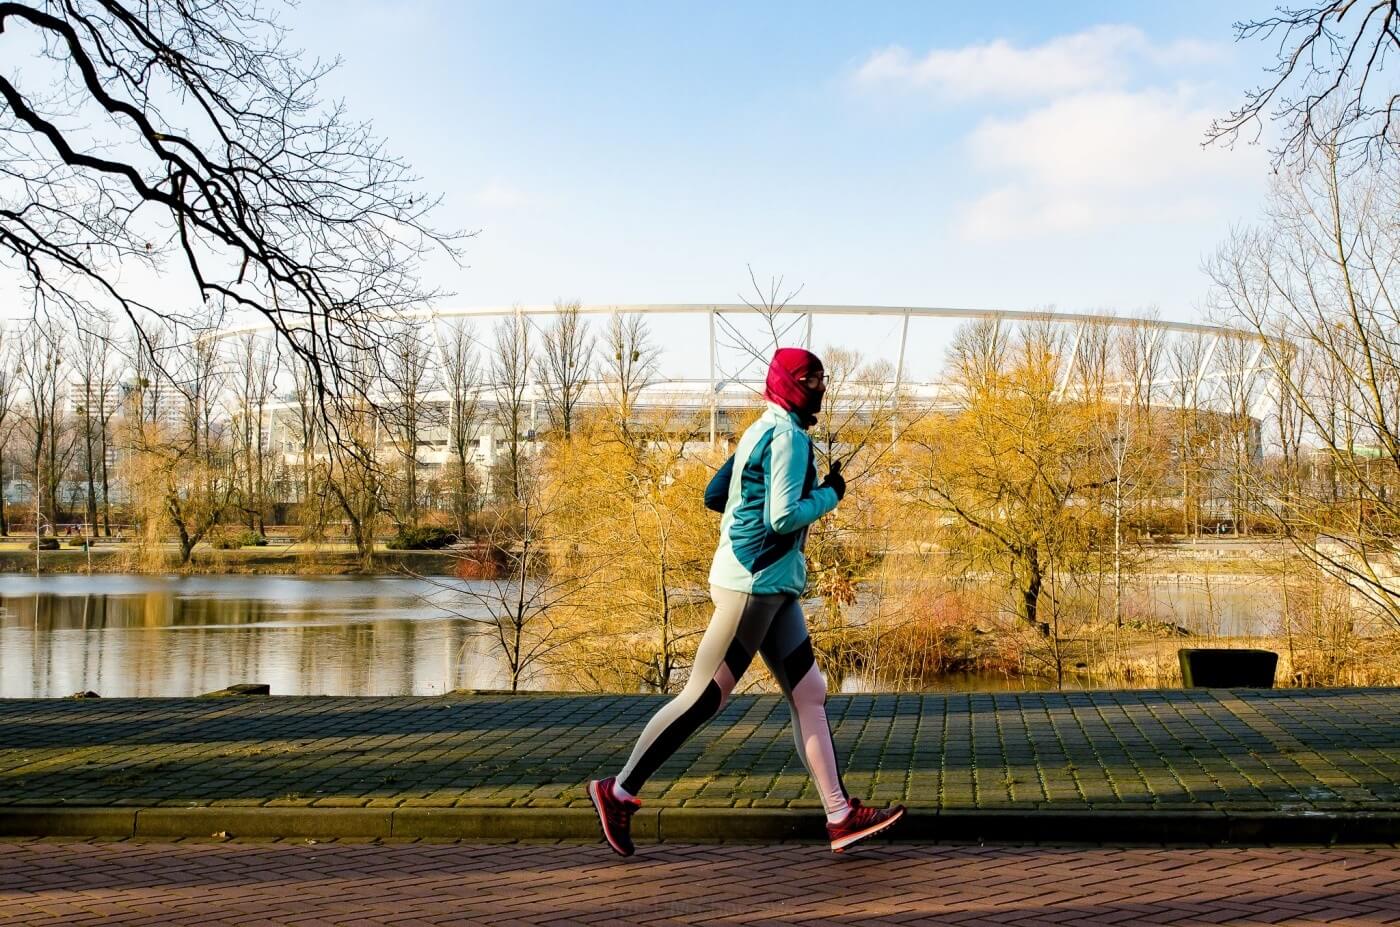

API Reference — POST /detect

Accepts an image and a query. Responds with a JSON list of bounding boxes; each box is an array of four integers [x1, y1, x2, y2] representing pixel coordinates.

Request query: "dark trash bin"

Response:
[[1178, 648, 1278, 688]]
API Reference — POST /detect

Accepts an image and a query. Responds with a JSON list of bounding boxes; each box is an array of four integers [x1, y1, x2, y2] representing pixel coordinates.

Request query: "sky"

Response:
[[276, 0, 1282, 328]]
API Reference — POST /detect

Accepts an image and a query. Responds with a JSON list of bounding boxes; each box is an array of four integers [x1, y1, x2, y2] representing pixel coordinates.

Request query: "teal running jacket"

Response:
[[706, 403, 839, 595]]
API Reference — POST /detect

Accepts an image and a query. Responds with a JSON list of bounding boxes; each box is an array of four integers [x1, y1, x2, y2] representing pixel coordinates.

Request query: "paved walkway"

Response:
[[3, 690, 1400, 841], [4, 839, 1400, 925]]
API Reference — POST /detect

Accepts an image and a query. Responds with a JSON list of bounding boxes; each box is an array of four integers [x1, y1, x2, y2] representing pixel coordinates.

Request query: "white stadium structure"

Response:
[[215, 303, 1271, 480]]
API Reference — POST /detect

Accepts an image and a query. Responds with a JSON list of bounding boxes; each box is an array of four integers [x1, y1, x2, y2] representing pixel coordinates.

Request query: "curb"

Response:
[[4, 807, 1400, 844]]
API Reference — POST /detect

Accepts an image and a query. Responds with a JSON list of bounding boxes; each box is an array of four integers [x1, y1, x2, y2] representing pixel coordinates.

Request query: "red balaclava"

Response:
[[764, 347, 824, 429]]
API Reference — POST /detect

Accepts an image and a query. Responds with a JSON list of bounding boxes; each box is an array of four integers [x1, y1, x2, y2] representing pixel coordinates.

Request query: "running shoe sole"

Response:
[[588, 779, 634, 857], [830, 805, 906, 853]]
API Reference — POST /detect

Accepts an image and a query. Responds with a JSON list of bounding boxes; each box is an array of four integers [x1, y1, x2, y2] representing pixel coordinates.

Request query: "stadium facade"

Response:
[[227, 303, 1271, 508]]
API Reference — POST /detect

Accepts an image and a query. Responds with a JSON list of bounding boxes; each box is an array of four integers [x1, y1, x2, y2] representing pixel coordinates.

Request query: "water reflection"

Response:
[[0, 575, 511, 698], [0, 574, 1282, 699], [1134, 576, 1279, 638]]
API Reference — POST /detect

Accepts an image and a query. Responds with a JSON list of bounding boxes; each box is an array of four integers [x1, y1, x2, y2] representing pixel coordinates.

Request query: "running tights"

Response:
[[615, 586, 848, 817]]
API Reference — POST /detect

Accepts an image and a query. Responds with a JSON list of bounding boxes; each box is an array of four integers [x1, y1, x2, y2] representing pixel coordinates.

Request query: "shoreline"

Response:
[[0, 540, 1300, 578], [0, 547, 459, 576]]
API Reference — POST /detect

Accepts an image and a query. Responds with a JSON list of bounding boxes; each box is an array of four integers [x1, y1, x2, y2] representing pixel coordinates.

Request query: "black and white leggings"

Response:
[[616, 586, 848, 816]]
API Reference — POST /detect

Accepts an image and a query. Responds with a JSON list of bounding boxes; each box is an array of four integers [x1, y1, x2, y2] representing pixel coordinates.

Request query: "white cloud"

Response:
[[959, 89, 1263, 240], [846, 24, 1255, 241], [853, 25, 1220, 101]]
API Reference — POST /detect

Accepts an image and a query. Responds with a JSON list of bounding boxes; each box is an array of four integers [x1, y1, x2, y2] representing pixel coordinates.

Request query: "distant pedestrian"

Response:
[[589, 347, 905, 855]]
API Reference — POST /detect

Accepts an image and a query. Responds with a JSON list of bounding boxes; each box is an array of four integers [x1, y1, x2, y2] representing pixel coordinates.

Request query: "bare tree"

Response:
[[288, 356, 322, 526], [599, 312, 658, 436], [1095, 320, 1166, 627], [0, 327, 14, 535], [427, 472, 606, 691], [17, 322, 69, 530], [73, 316, 116, 534], [1167, 332, 1210, 536], [1209, 141, 1400, 622], [384, 323, 436, 526], [228, 334, 275, 533], [439, 319, 483, 536], [129, 325, 168, 428], [1211, 1, 1400, 165], [534, 300, 594, 439], [738, 264, 805, 351], [0, 0, 462, 419], [174, 325, 225, 467], [707, 266, 810, 404], [1214, 332, 1265, 537], [814, 347, 904, 475], [489, 311, 534, 504], [319, 343, 385, 568], [93, 327, 121, 535]]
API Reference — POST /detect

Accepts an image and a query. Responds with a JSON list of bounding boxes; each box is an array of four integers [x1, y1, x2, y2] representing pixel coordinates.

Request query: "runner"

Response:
[[589, 347, 905, 856]]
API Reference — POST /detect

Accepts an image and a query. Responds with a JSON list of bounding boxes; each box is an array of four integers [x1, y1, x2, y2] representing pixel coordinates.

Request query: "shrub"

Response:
[[452, 542, 509, 579], [66, 536, 90, 548], [238, 531, 268, 547], [209, 533, 242, 550], [27, 537, 60, 551], [849, 585, 1019, 689], [386, 526, 457, 550]]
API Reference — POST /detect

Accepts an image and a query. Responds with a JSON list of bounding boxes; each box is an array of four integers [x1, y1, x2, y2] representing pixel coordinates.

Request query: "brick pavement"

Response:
[[3, 838, 1400, 925], [4, 690, 1400, 815]]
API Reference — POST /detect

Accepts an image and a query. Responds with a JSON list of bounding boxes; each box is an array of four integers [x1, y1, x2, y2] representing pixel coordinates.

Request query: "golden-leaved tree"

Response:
[[903, 319, 1111, 647], [122, 325, 237, 567], [544, 410, 717, 692]]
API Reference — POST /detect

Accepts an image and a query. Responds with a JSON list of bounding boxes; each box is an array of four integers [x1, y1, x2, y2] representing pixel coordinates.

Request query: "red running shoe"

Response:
[[588, 777, 640, 857], [826, 798, 906, 853]]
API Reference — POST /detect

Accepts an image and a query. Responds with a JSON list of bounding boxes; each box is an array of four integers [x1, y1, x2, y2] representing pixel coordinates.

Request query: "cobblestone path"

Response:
[[4, 838, 1400, 925]]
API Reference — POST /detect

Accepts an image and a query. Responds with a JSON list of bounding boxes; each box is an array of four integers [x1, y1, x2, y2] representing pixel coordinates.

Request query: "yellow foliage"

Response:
[[541, 408, 719, 692]]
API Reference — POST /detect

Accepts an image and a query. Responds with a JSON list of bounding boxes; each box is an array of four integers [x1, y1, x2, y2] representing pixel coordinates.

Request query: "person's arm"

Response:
[[765, 428, 838, 534], [704, 455, 735, 513]]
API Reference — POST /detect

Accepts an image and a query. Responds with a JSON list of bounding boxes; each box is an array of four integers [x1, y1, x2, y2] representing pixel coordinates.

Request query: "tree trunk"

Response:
[[1017, 552, 1047, 636], [356, 524, 374, 570], [44, 423, 59, 527], [32, 445, 43, 530], [1113, 473, 1124, 629], [84, 419, 98, 532], [99, 424, 112, 536], [454, 436, 472, 538], [254, 401, 267, 535], [170, 505, 195, 565], [345, 509, 374, 570]]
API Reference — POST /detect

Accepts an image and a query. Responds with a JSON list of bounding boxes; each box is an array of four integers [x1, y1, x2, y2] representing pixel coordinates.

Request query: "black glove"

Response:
[[820, 460, 846, 501]]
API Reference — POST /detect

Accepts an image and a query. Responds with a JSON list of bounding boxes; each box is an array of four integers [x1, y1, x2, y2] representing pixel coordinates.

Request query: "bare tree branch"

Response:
[[1211, 1, 1400, 165]]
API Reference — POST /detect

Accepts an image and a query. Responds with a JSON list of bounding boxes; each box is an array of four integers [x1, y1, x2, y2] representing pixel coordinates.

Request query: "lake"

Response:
[[0, 575, 509, 698], [0, 573, 1280, 698]]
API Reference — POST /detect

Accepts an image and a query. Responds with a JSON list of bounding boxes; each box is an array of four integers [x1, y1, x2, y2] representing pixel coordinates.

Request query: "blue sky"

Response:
[[282, 1, 1278, 327]]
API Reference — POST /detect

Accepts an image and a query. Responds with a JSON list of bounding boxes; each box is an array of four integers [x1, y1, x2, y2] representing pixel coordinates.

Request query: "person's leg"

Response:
[[757, 596, 850, 822], [758, 597, 905, 851], [591, 586, 786, 855], [613, 586, 783, 797]]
